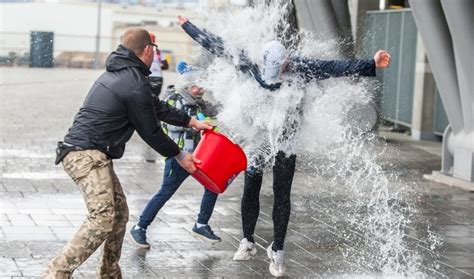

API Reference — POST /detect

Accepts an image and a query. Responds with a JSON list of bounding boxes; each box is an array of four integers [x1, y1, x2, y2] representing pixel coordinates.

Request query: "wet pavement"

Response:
[[0, 67, 473, 278]]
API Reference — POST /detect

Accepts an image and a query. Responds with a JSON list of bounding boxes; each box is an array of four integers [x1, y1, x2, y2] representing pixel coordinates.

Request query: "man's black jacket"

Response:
[[63, 45, 191, 159]]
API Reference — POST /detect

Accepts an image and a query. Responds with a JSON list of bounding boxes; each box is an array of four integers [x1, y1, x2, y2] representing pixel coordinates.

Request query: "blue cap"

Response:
[[176, 60, 198, 74], [176, 60, 188, 74]]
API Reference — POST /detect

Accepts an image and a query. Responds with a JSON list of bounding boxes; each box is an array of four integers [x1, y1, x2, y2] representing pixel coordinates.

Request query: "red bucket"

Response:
[[192, 129, 247, 194]]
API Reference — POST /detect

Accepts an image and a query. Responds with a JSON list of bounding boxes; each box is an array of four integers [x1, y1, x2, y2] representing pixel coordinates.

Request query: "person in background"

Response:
[[142, 32, 171, 163], [149, 32, 169, 99], [178, 15, 391, 277], [128, 62, 222, 249], [43, 28, 212, 278]]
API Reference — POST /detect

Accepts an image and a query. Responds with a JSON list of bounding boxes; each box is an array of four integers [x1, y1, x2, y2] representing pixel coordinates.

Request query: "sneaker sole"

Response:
[[267, 246, 285, 277], [127, 231, 150, 249], [233, 248, 257, 261], [191, 231, 222, 244], [269, 264, 285, 277], [233, 254, 251, 261]]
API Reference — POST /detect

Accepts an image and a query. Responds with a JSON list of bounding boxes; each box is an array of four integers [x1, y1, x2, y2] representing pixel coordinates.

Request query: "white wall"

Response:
[[0, 3, 116, 54], [0, 2, 191, 56], [0, 1, 232, 59]]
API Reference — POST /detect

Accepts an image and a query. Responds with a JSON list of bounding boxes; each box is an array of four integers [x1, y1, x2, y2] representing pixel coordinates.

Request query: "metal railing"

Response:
[[0, 31, 188, 69], [361, 9, 448, 135]]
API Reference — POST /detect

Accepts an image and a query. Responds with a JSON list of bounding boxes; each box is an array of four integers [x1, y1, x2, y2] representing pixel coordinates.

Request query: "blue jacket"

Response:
[[181, 21, 376, 91]]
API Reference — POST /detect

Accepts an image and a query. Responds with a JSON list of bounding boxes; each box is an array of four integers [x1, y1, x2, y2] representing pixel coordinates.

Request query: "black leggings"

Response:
[[241, 151, 296, 251]]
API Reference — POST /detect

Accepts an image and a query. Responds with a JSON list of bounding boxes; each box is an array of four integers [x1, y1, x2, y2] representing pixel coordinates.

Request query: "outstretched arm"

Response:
[[292, 50, 391, 81]]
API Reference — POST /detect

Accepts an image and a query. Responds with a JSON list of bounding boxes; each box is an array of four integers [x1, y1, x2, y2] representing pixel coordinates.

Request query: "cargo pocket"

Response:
[[87, 150, 111, 169], [63, 151, 95, 183]]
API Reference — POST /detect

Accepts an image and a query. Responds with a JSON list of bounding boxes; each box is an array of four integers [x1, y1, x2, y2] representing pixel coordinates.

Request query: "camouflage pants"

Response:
[[43, 150, 129, 279]]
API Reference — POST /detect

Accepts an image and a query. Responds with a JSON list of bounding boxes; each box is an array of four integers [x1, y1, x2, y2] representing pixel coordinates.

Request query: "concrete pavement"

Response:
[[0, 67, 473, 278]]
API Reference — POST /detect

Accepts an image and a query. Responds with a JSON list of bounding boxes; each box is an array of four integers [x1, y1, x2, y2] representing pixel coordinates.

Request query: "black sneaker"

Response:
[[128, 225, 150, 249], [191, 224, 222, 244]]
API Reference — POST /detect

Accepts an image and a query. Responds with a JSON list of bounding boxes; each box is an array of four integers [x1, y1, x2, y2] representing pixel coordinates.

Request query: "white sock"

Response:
[[196, 223, 207, 228]]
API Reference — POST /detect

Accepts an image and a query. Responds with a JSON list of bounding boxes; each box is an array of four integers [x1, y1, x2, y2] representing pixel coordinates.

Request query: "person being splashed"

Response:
[[177, 15, 391, 277]]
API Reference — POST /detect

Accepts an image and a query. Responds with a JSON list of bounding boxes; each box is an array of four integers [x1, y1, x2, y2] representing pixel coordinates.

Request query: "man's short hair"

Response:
[[121, 28, 152, 56]]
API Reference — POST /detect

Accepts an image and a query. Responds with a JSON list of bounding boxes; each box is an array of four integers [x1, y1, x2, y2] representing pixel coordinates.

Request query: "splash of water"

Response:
[[317, 132, 422, 276], [187, 0, 439, 276]]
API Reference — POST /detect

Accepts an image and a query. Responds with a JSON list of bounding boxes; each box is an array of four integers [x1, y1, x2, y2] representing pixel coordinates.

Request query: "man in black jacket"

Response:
[[43, 28, 212, 278]]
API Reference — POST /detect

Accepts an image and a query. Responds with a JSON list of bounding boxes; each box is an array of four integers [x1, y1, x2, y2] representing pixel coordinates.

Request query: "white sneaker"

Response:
[[267, 243, 286, 277], [233, 238, 257, 260]]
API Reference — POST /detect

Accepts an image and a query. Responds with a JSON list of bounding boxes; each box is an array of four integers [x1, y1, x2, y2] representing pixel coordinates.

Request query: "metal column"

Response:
[[411, 0, 474, 187], [293, 0, 354, 58]]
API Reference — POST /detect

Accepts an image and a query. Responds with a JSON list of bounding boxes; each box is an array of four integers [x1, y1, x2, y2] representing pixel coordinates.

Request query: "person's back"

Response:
[[64, 46, 151, 158], [148, 32, 168, 98]]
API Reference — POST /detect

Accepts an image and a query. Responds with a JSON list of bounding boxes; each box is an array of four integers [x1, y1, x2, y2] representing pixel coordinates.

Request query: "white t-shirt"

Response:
[[149, 51, 166, 78]]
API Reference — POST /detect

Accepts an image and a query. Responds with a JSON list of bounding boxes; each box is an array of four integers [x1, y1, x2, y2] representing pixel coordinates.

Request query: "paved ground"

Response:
[[0, 67, 473, 278]]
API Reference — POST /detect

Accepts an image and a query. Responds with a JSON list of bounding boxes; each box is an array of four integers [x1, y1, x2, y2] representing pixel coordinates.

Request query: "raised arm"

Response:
[[179, 16, 228, 59], [178, 16, 256, 74]]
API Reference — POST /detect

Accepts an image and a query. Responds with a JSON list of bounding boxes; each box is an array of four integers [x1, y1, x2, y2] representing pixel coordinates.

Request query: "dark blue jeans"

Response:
[[138, 157, 218, 230]]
